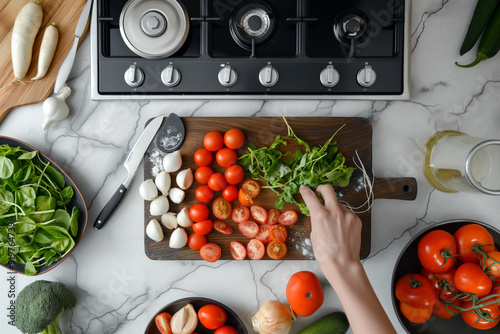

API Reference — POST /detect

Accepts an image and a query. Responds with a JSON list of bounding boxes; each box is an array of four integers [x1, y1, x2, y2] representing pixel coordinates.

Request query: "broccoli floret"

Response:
[[15, 280, 77, 334]]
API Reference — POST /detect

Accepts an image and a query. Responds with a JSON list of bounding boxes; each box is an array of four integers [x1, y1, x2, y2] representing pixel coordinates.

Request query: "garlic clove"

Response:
[[163, 150, 182, 173], [161, 212, 178, 230], [169, 227, 188, 249], [177, 207, 193, 228], [139, 179, 158, 201], [150, 195, 170, 216], [169, 188, 185, 204], [171, 304, 198, 334], [176, 168, 193, 190], [155, 171, 171, 195], [146, 219, 164, 242]]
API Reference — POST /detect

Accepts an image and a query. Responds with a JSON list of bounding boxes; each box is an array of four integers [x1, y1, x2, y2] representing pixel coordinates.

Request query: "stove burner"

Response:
[[230, 1, 276, 51], [333, 9, 369, 57], [141, 11, 167, 37]]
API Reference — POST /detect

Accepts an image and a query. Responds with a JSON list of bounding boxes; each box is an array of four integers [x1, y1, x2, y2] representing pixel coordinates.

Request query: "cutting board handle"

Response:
[[373, 177, 417, 200]]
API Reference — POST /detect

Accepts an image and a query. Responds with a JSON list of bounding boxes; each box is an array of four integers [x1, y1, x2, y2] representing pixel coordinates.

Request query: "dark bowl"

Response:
[[391, 219, 500, 333], [145, 297, 248, 334], [0, 136, 88, 275]]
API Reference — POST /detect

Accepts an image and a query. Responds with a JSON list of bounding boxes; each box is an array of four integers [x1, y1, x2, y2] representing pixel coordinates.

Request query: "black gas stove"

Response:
[[90, 0, 411, 100]]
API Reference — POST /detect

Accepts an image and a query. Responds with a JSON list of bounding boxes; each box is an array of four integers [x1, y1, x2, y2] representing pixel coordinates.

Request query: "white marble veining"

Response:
[[2, 1, 500, 333]]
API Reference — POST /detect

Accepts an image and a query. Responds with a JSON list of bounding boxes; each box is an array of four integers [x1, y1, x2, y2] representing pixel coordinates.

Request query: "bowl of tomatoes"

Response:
[[391, 219, 500, 333]]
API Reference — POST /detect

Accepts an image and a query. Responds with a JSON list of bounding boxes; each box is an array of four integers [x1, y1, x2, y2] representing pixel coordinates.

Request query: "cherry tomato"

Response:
[[215, 325, 238, 334], [278, 210, 298, 227], [267, 241, 287, 260], [214, 220, 233, 235], [454, 262, 493, 297], [269, 224, 288, 243], [230, 241, 246, 261], [208, 173, 227, 191], [200, 243, 221, 262], [198, 304, 227, 330], [204, 131, 224, 152], [255, 224, 272, 244], [418, 229, 457, 274], [267, 209, 280, 225], [395, 273, 437, 309], [196, 185, 214, 203], [250, 205, 267, 224], [238, 188, 252, 206], [193, 219, 213, 236], [461, 299, 500, 330], [195, 166, 213, 184], [189, 203, 209, 222], [239, 221, 259, 238], [481, 251, 500, 278], [246, 239, 265, 260], [188, 233, 207, 251], [286, 271, 324, 317], [155, 312, 172, 334], [242, 179, 261, 198], [454, 223, 495, 264], [194, 148, 213, 167], [231, 204, 250, 223], [216, 148, 237, 168], [224, 164, 245, 185], [399, 302, 433, 324], [420, 267, 458, 301], [224, 128, 245, 150], [213, 197, 232, 220], [222, 185, 238, 202]]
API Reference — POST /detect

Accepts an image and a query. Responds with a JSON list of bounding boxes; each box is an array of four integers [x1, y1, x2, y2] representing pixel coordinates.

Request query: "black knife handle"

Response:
[[93, 184, 127, 230]]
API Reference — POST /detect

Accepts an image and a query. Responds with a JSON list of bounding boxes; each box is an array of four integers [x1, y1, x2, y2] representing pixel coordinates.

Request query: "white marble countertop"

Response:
[[2, 1, 500, 333]]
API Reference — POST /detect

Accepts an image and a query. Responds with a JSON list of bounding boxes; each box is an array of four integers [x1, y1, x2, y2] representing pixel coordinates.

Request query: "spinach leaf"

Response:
[[0, 156, 14, 179]]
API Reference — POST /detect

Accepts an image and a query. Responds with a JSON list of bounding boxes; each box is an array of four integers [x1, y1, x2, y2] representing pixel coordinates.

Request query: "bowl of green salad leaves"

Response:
[[0, 136, 88, 276]]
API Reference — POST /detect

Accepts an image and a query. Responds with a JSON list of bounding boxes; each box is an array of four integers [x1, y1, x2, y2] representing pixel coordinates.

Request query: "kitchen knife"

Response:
[[94, 116, 164, 230], [53, 0, 93, 94]]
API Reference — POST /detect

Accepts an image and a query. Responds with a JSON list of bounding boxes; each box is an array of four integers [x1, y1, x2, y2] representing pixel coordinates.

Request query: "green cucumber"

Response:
[[297, 312, 350, 334], [459, 0, 500, 56]]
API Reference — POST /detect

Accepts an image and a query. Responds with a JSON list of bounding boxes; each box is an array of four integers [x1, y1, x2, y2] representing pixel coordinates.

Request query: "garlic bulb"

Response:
[[41, 84, 71, 130], [171, 303, 198, 334], [169, 228, 188, 249], [155, 171, 171, 195], [163, 150, 182, 173], [150, 195, 169, 216], [177, 207, 193, 228], [252, 300, 296, 334], [146, 219, 164, 242], [176, 168, 193, 190], [139, 179, 158, 201], [169, 188, 185, 204], [161, 212, 178, 230]]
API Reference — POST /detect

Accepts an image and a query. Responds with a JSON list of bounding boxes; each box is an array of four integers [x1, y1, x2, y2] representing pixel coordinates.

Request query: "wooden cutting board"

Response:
[[144, 117, 417, 260], [0, 0, 88, 123]]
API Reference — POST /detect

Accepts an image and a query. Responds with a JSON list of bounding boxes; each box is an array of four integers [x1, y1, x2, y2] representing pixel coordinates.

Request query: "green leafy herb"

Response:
[[239, 116, 354, 216]]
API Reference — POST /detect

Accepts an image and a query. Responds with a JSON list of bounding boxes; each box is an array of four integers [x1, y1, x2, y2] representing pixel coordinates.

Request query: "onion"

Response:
[[252, 300, 296, 334]]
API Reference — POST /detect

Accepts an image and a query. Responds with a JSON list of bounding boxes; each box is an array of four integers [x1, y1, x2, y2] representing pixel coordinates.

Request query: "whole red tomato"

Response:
[[461, 299, 500, 330], [395, 273, 437, 309], [195, 185, 214, 203], [454, 262, 493, 297], [399, 302, 433, 323], [420, 267, 457, 301], [454, 224, 495, 264], [432, 297, 462, 319], [216, 148, 237, 168], [215, 325, 238, 334], [194, 148, 213, 167], [224, 164, 245, 185], [204, 131, 224, 152], [198, 304, 227, 330], [481, 251, 500, 279], [224, 128, 245, 150], [286, 271, 324, 317], [418, 229, 457, 273]]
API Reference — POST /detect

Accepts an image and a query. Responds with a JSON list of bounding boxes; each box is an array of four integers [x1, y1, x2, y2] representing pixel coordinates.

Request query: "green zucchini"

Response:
[[456, 4, 500, 67], [459, 0, 500, 56], [297, 312, 350, 334]]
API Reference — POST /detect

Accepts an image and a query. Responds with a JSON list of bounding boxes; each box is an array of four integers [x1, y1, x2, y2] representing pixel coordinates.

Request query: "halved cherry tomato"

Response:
[[231, 205, 250, 223], [242, 179, 261, 198], [418, 229, 457, 274], [230, 241, 246, 261], [196, 185, 214, 203], [269, 224, 288, 243], [454, 223, 495, 264], [278, 210, 298, 227], [250, 205, 267, 224], [267, 241, 287, 260], [214, 220, 233, 235], [239, 221, 259, 238], [200, 243, 221, 262], [195, 166, 213, 184], [395, 273, 437, 309], [194, 148, 213, 167], [213, 197, 232, 220], [267, 209, 280, 225], [399, 302, 433, 324], [238, 188, 252, 206], [188, 233, 207, 251], [208, 173, 227, 191], [198, 304, 227, 330], [461, 299, 500, 329], [222, 185, 238, 202], [155, 312, 172, 334], [255, 224, 272, 244], [193, 219, 213, 236], [454, 262, 493, 297], [247, 239, 265, 260], [481, 251, 500, 278], [204, 131, 224, 152], [216, 148, 237, 168], [224, 128, 245, 150], [224, 164, 245, 185], [189, 203, 209, 222], [215, 325, 238, 334], [286, 271, 324, 317]]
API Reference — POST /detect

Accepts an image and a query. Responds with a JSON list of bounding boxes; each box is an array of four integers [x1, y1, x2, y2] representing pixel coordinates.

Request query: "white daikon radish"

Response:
[[41, 84, 71, 130], [146, 219, 164, 242], [32, 22, 59, 80]]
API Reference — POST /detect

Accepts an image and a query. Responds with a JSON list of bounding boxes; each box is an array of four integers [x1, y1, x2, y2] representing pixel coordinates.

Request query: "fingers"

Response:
[[299, 186, 324, 212], [315, 184, 340, 209]]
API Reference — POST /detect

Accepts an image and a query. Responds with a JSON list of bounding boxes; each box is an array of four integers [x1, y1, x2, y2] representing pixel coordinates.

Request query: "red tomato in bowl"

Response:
[[246, 239, 265, 260], [454, 223, 495, 264], [200, 243, 221, 262], [286, 271, 324, 317], [461, 299, 500, 329], [213, 197, 232, 220], [198, 304, 227, 330], [417, 229, 457, 273], [224, 164, 245, 185], [278, 210, 298, 226], [215, 325, 238, 334], [454, 262, 493, 297], [155, 312, 172, 334], [420, 267, 457, 301], [204, 131, 224, 152], [399, 302, 433, 324], [216, 148, 237, 168], [224, 128, 245, 150], [481, 251, 500, 278], [250, 205, 267, 224], [395, 273, 437, 309]]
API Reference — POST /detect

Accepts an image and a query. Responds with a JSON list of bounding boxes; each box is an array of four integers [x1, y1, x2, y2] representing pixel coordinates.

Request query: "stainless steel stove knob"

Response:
[[124, 65, 144, 87], [161, 65, 181, 87], [218, 65, 238, 87], [320, 65, 340, 87], [357, 65, 377, 88], [259, 64, 279, 87]]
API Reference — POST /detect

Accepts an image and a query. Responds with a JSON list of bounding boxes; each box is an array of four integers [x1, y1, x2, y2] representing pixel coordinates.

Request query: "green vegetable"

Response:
[[457, 4, 500, 67], [15, 280, 77, 334], [0, 144, 79, 275], [459, 0, 500, 56], [297, 312, 349, 334], [239, 116, 354, 216]]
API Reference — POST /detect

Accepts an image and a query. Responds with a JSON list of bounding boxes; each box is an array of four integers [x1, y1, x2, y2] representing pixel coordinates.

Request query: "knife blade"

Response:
[[94, 116, 164, 230], [53, 0, 93, 94]]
